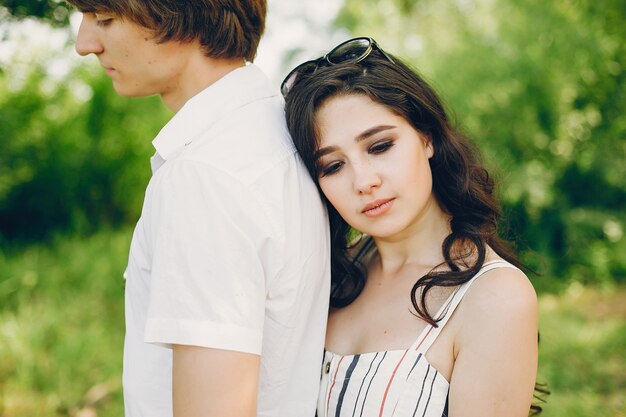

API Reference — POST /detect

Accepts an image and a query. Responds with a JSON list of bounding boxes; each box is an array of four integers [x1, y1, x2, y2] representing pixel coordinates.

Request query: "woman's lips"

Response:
[[362, 198, 395, 217]]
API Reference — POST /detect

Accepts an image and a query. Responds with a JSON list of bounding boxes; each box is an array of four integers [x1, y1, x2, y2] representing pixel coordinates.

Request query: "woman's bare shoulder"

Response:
[[456, 262, 538, 340], [448, 261, 539, 416]]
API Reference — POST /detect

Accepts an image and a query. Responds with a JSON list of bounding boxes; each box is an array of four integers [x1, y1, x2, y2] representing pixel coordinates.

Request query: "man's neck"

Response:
[[161, 45, 246, 112]]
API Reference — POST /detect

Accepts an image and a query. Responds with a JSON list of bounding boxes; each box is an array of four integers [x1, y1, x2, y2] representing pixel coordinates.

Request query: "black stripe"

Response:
[[335, 355, 361, 417], [351, 352, 380, 417], [441, 394, 449, 417], [406, 353, 423, 380], [420, 368, 438, 417], [411, 364, 431, 417], [359, 351, 388, 417]]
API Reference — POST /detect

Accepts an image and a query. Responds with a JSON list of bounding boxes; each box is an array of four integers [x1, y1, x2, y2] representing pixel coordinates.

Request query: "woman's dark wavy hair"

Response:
[[285, 52, 525, 320], [285, 51, 547, 414]]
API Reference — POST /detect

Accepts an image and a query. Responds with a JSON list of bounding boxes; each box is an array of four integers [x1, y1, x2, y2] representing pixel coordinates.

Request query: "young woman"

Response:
[[282, 37, 540, 417]]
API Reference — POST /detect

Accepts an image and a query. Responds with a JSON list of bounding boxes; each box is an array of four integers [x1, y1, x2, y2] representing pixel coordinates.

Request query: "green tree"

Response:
[[0, 53, 170, 242], [337, 0, 626, 287], [2, 0, 72, 26]]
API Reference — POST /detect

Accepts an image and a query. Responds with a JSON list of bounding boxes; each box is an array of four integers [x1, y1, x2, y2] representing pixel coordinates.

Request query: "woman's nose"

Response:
[[75, 14, 104, 56], [353, 162, 382, 194]]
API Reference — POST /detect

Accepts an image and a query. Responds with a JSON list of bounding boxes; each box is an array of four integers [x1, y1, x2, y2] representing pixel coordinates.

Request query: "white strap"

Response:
[[409, 260, 520, 353]]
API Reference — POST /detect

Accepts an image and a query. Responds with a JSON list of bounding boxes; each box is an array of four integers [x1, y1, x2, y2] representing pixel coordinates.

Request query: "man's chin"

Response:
[[111, 82, 151, 98]]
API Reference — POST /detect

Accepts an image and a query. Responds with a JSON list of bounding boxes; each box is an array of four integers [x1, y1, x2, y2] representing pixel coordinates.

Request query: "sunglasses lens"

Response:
[[327, 38, 371, 64], [281, 38, 388, 97], [281, 60, 318, 96]]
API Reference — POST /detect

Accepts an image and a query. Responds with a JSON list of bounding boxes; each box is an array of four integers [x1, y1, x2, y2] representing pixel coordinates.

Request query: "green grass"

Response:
[[1, 229, 625, 416], [537, 283, 626, 417], [0, 230, 129, 417]]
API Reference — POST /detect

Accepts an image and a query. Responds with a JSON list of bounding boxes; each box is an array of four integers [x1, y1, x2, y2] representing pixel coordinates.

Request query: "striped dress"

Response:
[[317, 260, 518, 417]]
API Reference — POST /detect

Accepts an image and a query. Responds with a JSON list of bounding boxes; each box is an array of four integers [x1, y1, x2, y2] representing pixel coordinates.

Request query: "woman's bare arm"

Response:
[[448, 268, 538, 417]]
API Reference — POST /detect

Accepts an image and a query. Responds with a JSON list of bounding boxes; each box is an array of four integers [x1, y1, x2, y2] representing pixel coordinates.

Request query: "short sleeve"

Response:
[[143, 160, 272, 354]]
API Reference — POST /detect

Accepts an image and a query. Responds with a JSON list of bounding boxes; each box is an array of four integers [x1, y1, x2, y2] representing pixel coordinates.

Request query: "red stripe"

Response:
[[327, 356, 345, 415], [378, 291, 458, 416], [413, 326, 434, 351], [378, 349, 409, 417]]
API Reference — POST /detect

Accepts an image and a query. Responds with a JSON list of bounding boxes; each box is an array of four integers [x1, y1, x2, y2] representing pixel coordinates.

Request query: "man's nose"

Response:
[[75, 14, 104, 56]]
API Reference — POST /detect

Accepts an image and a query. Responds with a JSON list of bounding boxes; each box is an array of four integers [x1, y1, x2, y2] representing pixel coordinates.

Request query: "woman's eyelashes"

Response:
[[317, 139, 395, 178], [369, 140, 394, 154], [319, 160, 344, 177]]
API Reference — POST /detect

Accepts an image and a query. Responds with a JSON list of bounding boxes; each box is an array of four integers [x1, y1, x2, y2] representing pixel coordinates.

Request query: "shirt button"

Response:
[[324, 361, 331, 374]]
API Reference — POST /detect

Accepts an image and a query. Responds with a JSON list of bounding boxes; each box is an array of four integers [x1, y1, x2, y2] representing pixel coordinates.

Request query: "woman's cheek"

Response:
[[320, 180, 348, 212]]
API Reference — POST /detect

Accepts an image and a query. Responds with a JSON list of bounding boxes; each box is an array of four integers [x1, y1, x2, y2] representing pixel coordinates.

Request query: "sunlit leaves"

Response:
[[339, 0, 626, 284]]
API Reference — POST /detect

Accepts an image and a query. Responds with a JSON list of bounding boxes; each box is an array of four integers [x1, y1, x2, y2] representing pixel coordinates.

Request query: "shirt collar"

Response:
[[152, 64, 277, 161]]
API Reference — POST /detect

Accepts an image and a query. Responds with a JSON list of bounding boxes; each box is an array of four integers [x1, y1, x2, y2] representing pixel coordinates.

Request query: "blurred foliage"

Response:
[[2, 0, 72, 26], [0, 0, 624, 289], [337, 0, 626, 288], [0, 30, 170, 244], [0, 229, 128, 416], [537, 284, 626, 416]]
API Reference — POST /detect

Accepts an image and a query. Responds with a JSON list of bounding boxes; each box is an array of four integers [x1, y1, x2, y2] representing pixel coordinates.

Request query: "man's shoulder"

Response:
[[177, 101, 298, 184]]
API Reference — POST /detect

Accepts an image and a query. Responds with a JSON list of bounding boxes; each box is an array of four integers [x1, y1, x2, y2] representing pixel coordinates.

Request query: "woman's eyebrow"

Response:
[[314, 125, 397, 160], [314, 145, 337, 160], [355, 125, 396, 142]]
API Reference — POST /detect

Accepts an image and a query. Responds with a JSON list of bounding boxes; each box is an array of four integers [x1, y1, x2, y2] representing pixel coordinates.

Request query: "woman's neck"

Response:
[[371, 201, 452, 277]]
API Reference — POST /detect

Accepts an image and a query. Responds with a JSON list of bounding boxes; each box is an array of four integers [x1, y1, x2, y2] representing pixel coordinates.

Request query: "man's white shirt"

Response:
[[123, 64, 330, 417]]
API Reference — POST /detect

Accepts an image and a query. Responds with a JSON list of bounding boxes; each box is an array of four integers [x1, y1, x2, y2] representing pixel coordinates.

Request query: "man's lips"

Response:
[[101, 65, 115, 75], [362, 198, 395, 217]]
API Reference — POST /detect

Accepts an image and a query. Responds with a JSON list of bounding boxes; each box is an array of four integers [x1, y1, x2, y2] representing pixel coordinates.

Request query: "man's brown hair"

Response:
[[67, 0, 266, 61]]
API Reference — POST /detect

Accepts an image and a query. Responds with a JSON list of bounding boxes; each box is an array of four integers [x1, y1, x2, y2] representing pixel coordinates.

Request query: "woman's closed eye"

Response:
[[318, 160, 344, 177], [369, 140, 394, 154], [318, 141, 394, 177]]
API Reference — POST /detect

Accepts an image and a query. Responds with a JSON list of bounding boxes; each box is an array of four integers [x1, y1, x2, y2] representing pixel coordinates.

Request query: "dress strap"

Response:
[[408, 260, 520, 354]]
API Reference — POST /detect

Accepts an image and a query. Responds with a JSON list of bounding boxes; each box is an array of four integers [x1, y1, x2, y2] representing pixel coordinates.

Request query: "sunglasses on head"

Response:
[[280, 36, 394, 98]]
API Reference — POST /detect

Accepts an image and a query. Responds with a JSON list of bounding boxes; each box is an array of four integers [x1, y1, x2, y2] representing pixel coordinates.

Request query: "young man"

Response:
[[67, 1, 330, 416]]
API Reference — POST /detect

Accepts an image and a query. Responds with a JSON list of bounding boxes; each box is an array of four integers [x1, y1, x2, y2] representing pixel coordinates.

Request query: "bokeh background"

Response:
[[1, 0, 624, 416]]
